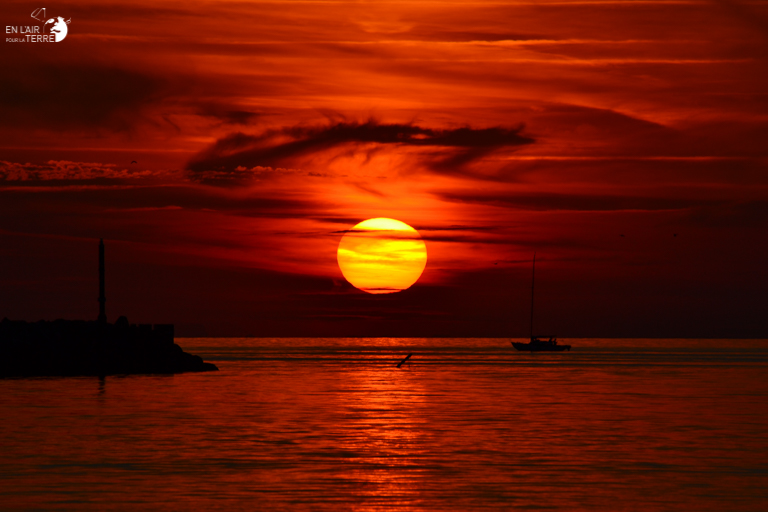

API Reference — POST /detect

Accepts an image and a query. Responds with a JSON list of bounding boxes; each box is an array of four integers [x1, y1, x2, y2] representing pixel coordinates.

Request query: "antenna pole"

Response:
[[98, 239, 106, 324], [530, 252, 536, 339]]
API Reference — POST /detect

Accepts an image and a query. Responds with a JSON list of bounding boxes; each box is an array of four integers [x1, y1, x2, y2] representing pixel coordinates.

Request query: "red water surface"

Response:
[[1, 338, 767, 510]]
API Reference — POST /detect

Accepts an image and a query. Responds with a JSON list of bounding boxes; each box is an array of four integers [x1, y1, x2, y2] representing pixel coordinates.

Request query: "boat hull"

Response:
[[512, 341, 571, 352]]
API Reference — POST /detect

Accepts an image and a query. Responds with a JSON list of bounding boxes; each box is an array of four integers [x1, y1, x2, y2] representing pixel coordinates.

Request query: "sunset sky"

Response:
[[1, 0, 766, 337]]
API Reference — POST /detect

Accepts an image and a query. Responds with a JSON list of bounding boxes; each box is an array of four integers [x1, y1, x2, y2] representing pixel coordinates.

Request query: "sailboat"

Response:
[[511, 253, 571, 352]]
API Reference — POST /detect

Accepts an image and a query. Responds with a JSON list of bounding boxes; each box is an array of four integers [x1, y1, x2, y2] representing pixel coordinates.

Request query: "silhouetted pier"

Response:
[[0, 317, 217, 377], [0, 239, 217, 377]]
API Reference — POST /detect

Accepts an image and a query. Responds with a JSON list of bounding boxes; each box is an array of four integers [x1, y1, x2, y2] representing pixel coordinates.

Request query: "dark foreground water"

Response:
[[1, 338, 767, 511]]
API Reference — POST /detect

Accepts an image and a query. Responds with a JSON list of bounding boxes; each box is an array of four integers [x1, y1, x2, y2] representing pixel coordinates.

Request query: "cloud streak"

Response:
[[186, 120, 534, 184], [0, 160, 168, 183]]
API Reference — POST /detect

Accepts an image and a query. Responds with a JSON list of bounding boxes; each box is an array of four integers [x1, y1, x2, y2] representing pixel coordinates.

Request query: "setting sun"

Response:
[[337, 218, 427, 294]]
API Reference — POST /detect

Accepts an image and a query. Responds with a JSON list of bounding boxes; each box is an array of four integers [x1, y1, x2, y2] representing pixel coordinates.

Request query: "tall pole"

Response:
[[530, 252, 536, 340], [98, 239, 106, 323]]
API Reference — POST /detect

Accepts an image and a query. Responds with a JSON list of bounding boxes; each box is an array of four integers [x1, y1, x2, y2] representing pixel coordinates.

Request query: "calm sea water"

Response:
[[1, 338, 767, 511]]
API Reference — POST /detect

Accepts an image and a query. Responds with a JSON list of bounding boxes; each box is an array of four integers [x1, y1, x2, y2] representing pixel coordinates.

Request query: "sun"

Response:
[[337, 218, 427, 294]]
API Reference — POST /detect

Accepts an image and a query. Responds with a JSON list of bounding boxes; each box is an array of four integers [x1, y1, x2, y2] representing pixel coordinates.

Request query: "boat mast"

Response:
[[530, 252, 536, 339]]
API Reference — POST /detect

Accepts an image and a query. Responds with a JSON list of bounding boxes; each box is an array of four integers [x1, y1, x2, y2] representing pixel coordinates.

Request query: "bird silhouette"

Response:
[[131, 160, 137, 164]]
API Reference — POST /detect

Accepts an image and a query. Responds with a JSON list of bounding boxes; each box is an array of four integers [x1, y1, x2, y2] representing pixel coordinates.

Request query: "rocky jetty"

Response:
[[0, 316, 218, 377]]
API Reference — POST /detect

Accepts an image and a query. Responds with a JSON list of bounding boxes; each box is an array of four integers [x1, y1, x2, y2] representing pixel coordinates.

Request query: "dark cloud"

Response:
[[186, 120, 534, 184], [0, 46, 271, 137], [189, 165, 304, 188], [0, 53, 165, 132], [196, 104, 262, 125], [685, 200, 768, 229], [331, 223, 499, 238], [404, 28, 545, 42], [713, 0, 768, 42], [438, 191, 716, 212], [419, 224, 498, 232], [489, 156, 768, 186], [313, 216, 365, 225], [330, 229, 423, 241], [0, 183, 323, 232], [0, 160, 168, 183]]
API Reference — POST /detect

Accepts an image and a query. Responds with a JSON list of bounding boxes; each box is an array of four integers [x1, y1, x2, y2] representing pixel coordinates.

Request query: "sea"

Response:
[[1, 338, 767, 511]]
